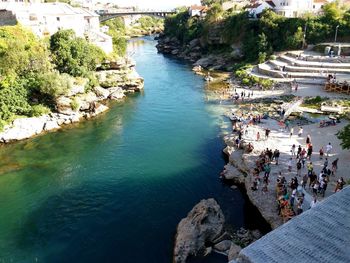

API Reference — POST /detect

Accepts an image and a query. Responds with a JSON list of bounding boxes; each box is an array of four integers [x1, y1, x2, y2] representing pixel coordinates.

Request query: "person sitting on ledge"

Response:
[[251, 179, 258, 191], [246, 142, 254, 153]]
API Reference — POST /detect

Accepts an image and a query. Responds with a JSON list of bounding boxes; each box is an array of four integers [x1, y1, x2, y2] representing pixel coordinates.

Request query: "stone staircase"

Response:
[[250, 52, 350, 86]]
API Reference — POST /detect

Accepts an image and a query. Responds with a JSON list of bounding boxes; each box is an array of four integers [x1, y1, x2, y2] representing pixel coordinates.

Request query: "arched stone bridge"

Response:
[[98, 11, 176, 22]]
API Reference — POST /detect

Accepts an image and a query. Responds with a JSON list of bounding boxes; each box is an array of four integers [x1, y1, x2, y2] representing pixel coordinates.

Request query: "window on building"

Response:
[[56, 17, 60, 21]]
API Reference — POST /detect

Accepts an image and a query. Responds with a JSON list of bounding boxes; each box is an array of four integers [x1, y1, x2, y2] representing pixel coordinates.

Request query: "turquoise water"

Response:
[[0, 37, 246, 262]]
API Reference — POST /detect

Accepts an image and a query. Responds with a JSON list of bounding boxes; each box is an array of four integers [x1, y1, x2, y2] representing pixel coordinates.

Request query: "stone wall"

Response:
[[0, 10, 17, 26]]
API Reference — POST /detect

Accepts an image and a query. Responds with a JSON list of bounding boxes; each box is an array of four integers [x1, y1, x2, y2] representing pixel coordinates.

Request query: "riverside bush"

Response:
[[0, 25, 112, 123], [30, 104, 51, 117], [50, 29, 107, 77], [234, 66, 274, 89]]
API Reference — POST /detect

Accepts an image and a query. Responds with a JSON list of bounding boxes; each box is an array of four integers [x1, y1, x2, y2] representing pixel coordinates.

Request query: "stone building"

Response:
[[0, 1, 113, 54]]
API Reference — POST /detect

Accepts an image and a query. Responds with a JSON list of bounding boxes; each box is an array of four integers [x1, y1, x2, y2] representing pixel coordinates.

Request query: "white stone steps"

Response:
[[249, 70, 325, 86], [269, 59, 350, 74], [258, 64, 328, 79], [280, 54, 350, 69]]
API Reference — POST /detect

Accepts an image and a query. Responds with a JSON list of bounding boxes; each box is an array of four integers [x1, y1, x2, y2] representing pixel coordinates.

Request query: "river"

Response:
[[0, 37, 248, 262]]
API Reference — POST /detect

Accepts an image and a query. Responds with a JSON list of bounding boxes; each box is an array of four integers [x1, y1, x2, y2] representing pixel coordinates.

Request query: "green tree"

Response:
[[337, 124, 350, 149], [102, 18, 127, 57], [0, 25, 51, 83], [50, 29, 106, 77], [286, 26, 304, 49], [205, 3, 224, 22], [0, 79, 31, 121], [322, 1, 344, 23], [201, 0, 223, 6]]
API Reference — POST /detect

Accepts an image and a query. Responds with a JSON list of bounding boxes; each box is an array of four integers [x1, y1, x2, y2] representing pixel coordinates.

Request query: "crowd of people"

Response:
[[247, 122, 346, 223]]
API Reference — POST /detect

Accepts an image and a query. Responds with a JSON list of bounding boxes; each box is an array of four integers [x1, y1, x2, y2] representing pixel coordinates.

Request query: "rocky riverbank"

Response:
[[0, 58, 144, 143], [156, 34, 242, 71]]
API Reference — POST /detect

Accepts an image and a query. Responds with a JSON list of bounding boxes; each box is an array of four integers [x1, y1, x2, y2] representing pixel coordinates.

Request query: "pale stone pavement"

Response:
[[242, 118, 350, 212]]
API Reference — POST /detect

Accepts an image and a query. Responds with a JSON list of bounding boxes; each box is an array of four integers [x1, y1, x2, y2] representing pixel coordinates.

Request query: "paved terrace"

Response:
[[230, 186, 350, 263]]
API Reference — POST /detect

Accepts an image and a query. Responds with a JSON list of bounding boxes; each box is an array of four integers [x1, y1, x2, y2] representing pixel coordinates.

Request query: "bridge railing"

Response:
[[96, 9, 175, 15]]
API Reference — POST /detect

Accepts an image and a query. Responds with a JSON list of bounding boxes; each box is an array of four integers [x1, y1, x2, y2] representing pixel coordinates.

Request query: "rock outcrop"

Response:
[[156, 35, 238, 71], [173, 198, 225, 263]]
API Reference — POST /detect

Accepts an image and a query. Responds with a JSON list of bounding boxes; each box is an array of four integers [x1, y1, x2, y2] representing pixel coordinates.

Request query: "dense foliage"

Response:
[[0, 26, 54, 126], [337, 124, 350, 149], [0, 26, 109, 128], [50, 29, 106, 77], [136, 16, 163, 31], [102, 18, 128, 57], [163, 1, 350, 62]]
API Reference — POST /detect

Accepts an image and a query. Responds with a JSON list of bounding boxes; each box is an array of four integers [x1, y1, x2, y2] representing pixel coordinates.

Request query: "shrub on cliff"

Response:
[[102, 18, 127, 57], [35, 72, 72, 98], [0, 25, 52, 84], [0, 25, 54, 122], [337, 124, 350, 149], [0, 79, 31, 122], [50, 29, 106, 77], [30, 104, 51, 117]]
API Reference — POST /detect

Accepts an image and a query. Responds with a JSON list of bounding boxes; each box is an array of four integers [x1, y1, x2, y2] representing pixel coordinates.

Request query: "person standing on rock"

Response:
[[307, 144, 313, 160], [298, 127, 303, 137], [265, 128, 270, 140], [290, 188, 297, 208], [287, 158, 293, 172], [285, 120, 290, 131], [306, 134, 311, 146], [291, 144, 296, 156], [323, 158, 328, 170], [256, 131, 260, 141], [332, 158, 339, 175], [273, 149, 280, 165], [307, 161, 313, 173], [319, 147, 324, 159], [290, 127, 294, 138], [310, 196, 318, 208], [264, 163, 271, 178], [296, 161, 302, 177], [296, 195, 304, 215], [302, 174, 308, 189], [326, 142, 332, 157], [297, 145, 302, 159]]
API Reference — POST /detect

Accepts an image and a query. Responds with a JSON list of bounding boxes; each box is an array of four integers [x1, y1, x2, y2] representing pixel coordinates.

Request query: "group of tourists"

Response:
[[231, 89, 254, 102], [250, 122, 345, 222]]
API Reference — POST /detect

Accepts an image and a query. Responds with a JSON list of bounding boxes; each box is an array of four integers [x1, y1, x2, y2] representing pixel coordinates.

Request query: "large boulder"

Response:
[[108, 87, 125, 100], [0, 116, 48, 142], [91, 102, 109, 117], [67, 78, 87, 96], [221, 164, 246, 184], [173, 199, 225, 263], [193, 56, 215, 68], [56, 96, 75, 115], [43, 120, 60, 131], [94, 86, 110, 100], [188, 38, 200, 49], [213, 240, 232, 253], [228, 243, 242, 261], [76, 92, 98, 111]]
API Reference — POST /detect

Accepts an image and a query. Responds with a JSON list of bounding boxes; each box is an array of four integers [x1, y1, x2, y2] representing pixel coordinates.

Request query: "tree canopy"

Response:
[[50, 29, 106, 77], [163, 1, 350, 62], [337, 124, 350, 149], [0, 26, 108, 129]]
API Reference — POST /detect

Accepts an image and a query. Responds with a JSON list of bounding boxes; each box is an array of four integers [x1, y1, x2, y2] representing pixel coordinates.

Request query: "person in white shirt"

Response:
[[326, 142, 332, 156], [310, 197, 318, 208]]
